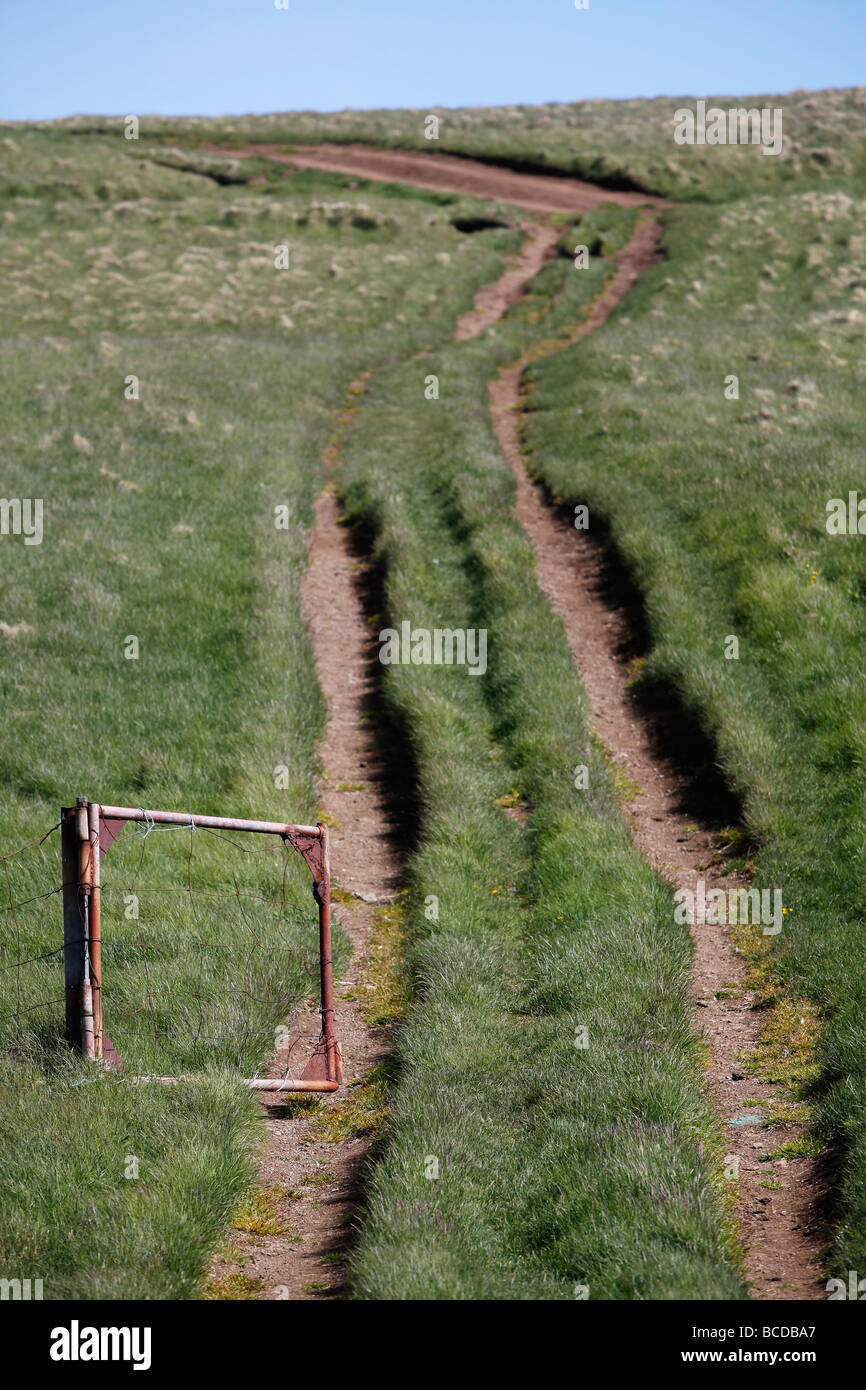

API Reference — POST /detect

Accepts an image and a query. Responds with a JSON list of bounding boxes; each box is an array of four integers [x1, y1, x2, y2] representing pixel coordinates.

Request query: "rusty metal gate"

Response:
[[60, 798, 342, 1092]]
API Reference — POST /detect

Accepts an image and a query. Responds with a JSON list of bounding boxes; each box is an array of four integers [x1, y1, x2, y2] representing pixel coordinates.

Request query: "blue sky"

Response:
[[2, 0, 863, 122]]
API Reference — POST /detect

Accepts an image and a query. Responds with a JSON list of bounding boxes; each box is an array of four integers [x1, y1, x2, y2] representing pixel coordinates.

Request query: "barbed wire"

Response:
[[0, 821, 62, 862], [0, 815, 325, 1078]]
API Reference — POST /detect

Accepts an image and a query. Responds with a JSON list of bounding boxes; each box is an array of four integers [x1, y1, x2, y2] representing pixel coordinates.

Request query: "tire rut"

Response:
[[201, 141, 659, 214], [209, 149, 828, 1298], [207, 380, 400, 1302], [479, 220, 829, 1300]]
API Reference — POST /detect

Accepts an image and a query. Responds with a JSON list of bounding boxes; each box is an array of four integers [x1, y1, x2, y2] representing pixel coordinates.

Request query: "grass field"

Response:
[[522, 184, 866, 1274], [3, 85, 866, 1298], [0, 129, 528, 1296], [325, 224, 745, 1298], [42, 86, 866, 200]]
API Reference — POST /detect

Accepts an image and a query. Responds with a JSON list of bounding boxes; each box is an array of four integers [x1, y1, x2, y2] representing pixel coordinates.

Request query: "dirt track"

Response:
[[480, 220, 827, 1300], [211, 145, 825, 1300], [203, 141, 657, 214], [208, 387, 399, 1302]]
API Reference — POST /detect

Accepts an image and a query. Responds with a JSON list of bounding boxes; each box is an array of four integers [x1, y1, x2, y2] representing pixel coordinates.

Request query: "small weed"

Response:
[[232, 1186, 292, 1237], [761, 1098, 813, 1129], [307, 1064, 389, 1142], [204, 1270, 265, 1301], [360, 905, 410, 1026], [494, 788, 523, 808], [731, 922, 782, 1008], [625, 657, 648, 688], [601, 748, 641, 802], [718, 826, 750, 854], [763, 1134, 826, 1162]]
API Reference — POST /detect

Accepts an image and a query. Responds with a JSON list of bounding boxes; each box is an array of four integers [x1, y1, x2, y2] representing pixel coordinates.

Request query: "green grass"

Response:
[[28, 87, 866, 201], [0, 1065, 259, 1298], [0, 129, 528, 1297], [6, 92, 866, 1299], [327, 220, 746, 1298], [521, 186, 866, 1275]]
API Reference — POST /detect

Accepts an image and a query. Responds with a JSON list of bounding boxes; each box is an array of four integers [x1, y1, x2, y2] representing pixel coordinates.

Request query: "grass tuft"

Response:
[[308, 1065, 390, 1144]]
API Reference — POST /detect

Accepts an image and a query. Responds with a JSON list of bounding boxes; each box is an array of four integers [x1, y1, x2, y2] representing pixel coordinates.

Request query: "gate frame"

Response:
[[60, 798, 342, 1091]]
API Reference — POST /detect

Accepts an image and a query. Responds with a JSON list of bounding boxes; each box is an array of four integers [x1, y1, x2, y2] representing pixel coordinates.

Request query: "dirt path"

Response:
[[202, 141, 657, 215], [455, 222, 560, 340], [208, 386, 400, 1301], [209, 146, 826, 1298], [479, 222, 828, 1300]]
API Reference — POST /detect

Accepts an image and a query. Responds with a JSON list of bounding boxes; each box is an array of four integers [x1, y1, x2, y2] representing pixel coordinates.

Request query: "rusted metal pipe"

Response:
[[98, 805, 322, 838], [316, 823, 340, 1086], [60, 799, 341, 1090], [61, 808, 83, 1043], [131, 1076, 340, 1091], [76, 799, 95, 1060], [248, 1078, 339, 1092], [87, 802, 103, 1060]]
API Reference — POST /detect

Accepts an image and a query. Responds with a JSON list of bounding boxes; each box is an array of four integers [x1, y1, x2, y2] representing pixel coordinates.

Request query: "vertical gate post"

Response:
[[88, 802, 103, 1060], [76, 798, 96, 1060], [61, 807, 83, 1045], [317, 823, 340, 1084]]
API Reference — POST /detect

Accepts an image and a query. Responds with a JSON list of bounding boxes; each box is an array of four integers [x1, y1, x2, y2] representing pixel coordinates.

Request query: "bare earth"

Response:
[[203, 141, 659, 214], [455, 222, 561, 340]]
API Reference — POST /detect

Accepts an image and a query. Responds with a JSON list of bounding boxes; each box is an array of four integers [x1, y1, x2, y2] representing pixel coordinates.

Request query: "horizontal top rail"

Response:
[[95, 805, 323, 838]]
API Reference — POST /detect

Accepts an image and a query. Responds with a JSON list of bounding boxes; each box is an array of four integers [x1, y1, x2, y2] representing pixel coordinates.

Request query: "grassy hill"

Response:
[[16, 84, 866, 200], [2, 86, 865, 1297]]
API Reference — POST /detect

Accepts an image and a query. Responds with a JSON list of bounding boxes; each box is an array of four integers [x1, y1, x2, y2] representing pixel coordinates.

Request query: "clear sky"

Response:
[[1, 0, 863, 123]]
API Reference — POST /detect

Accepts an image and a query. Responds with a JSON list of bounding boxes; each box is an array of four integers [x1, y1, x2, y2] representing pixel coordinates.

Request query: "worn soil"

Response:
[[207, 396, 399, 1301], [203, 140, 658, 215]]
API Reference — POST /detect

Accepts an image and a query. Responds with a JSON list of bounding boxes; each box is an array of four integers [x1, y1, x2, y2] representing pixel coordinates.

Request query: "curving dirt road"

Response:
[[203, 141, 658, 214], [477, 220, 827, 1300], [208, 144, 824, 1301]]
